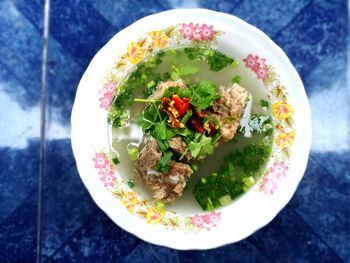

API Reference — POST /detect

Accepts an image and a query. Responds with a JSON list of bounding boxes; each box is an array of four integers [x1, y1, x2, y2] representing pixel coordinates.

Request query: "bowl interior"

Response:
[[108, 44, 273, 214]]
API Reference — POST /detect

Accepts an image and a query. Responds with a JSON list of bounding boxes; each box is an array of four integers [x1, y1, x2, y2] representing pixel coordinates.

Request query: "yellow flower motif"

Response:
[[127, 42, 144, 64], [146, 207, 165, 224], [275, 131, 296, 149], [122, 191, 138, 213], [272, 101, 294, 120], [148, 30, 169, 48]]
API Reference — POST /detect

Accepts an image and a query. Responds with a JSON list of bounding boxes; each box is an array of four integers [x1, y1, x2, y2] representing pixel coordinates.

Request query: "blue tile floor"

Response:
[[0, 0, 349, 262]]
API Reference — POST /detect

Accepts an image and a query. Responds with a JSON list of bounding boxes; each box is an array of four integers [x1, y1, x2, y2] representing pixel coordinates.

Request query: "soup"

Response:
[[108, 47, 273, 211]]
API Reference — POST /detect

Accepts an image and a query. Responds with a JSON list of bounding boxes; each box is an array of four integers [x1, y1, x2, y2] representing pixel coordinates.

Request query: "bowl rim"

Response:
[[71, 8, 312, 250]]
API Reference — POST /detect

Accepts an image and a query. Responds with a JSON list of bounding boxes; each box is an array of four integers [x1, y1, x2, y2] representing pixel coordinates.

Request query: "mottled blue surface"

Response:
[[0, 0, 349, 262]]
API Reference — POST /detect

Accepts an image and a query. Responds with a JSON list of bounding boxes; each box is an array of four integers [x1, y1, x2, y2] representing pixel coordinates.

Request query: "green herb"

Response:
[[155, 200, 165, 209], [147, 80, 156, 88], [171, 64, 199, 80], [231, 75, 241, 84], [138, 101, 163, 132], [184, 46, 208, 61], [207, 50, 234, 71], [165, 49, 177, 56], [189, 80, 219, 110], [127, 179, 135, 188], [156, 152, 173, 173], [184, 47, 235, 72], [127, 145, 139, 162], [193, 140, 272, 211], [176, 127, 193, 137], [181, 109, 192, 124], [219, 195, 232, 206], [156, 139, 170, 152], [190, 163, 199, 172], [231, 60, 239, 68], [189, 133, 214, 158], [111, 157, 120, 165], [108, 51, 167, 127], [154, 120, 176, 141], [260, 99, 269, 108], [108, 105, 129, 128]]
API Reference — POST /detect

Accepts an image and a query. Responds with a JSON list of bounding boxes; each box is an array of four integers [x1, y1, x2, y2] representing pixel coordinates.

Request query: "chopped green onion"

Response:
[[181, 109, 192, 124], [260, 99, 269, 108], [242, 176, 255, 188], [190, 163, 199, 172], [147, 80, 156, 88], [141, 73, 147, 80], [112, 157, 120, 165], [127, 145, 139, 162], [219, 195, 232, 206], [127, 179, 135, 188], [156, 139, 169, 152], [231, 75, 241, 84], [155, 200, 165, 210], [156, 152, 173, 173], [231, 60, 239, 68]]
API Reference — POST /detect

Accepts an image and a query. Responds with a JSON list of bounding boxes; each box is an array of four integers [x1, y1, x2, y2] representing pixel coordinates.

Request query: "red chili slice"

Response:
[[189, 117, 204, 134], [172, 95, 190, 117]]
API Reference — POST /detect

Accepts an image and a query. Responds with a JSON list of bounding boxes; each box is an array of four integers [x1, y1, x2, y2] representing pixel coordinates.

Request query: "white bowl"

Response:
[[71, 9, 311, 249]]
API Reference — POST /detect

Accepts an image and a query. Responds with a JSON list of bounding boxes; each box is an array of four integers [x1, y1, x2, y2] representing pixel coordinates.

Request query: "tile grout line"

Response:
[[37, 0, 51, 262]]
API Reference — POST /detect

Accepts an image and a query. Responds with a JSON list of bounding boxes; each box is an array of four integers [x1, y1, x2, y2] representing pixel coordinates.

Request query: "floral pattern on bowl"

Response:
[[72, 9, 311, 249], [93, 24, 296, 231]]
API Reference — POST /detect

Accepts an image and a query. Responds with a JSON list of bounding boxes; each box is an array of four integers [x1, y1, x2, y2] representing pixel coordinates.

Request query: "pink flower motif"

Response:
[[98, 163, 114, 176], [99, 92, 113, 110], [265, 169, 279, 181], [256, 66, 268, 80], [93, 153, 108, 169], [271, 161, 288, 178], [191, 211, 221, 230], [243, 54, 259, 70], [191, 214, 204, 228], [260, 178, 278, 194], [179, 23, 196, 39], [100, 172, 116, 187], [190, 24, 202, 42], [243, 54, 269, 81], [260, 162, 289, 194], [199, 24, 216, 41], [103, 81, 117, 95], [207, 211, 221, 226], [259, 58, 266, 68]]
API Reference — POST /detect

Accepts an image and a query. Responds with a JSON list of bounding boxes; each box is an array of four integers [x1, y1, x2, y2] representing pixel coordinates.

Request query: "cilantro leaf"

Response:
[[231, 75, 241, 84], [184, 47, 235, 72], [171, 64, 199, 80], [138, 101, 163, 131], [154, 120, 176, 140], [189, 80, 219, 110], [189, 134, 214, 158], [260, 99, 269, 108], [207, 50, 234, 72], [178, 64, 199, 76]]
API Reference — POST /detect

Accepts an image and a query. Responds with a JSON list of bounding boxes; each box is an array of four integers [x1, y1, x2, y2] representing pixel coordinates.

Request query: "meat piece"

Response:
[[168, 136, 192, 162], [153, 161, 193, 202], [134, 137, 193, 203], [209, 83, 248, 141], [134, 137, 162, 179], [147, 79, 186, 100]]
